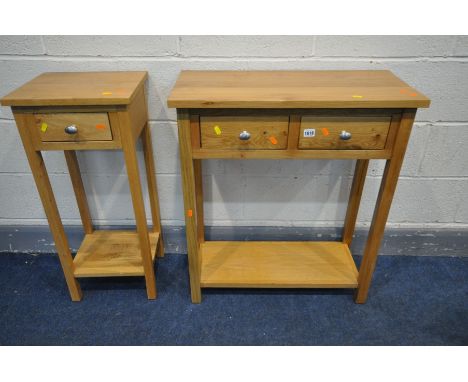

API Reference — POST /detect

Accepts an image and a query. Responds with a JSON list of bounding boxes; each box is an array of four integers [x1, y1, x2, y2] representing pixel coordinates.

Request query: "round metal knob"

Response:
[[339, 130, 352, 140], [239, 130, 251, 141], [64, 125, 78, 135]]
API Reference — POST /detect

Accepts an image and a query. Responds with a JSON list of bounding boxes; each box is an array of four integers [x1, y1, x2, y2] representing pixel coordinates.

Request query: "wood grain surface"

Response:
[[1, 71, 147, 106], [168, 71, 430, 108]]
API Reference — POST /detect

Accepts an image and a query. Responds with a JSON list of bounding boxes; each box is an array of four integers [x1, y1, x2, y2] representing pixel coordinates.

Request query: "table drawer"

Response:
[[298, 116, 391, 150], [200, 115, 289, 150], [34, 113, 113, 142]]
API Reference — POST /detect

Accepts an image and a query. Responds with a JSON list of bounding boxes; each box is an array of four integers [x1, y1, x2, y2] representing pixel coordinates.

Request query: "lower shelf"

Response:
[[200, 241, 359, 288], [73, 230, 160, 278]]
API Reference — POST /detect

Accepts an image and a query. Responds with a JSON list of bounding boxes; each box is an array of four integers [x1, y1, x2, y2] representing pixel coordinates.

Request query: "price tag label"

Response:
[[303, 128, 315, 138]]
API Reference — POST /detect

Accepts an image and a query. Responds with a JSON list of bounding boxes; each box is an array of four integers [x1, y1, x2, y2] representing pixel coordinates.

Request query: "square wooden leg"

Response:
[[64, 150, 93, 235], [14, 113, 82, 301], [355, 110, 416, 303], [343, 159, 369, 245], [194, 159, 205, 244], [177, 110, 202, 303], [141, 123, 165, 258], [119, 112, 157, 300]]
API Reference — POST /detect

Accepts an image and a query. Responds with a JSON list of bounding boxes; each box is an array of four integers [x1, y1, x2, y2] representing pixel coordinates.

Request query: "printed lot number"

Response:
[[303, 128, 316, 138]]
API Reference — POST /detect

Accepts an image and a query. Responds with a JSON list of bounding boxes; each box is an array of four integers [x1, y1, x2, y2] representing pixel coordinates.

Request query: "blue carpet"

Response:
[[0, 253, 466, 345]]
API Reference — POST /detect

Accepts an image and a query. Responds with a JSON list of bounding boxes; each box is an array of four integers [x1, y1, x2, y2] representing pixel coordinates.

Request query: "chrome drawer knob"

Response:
[[64, 125, 78, 135], [239, 130, 251, 141], [339, 130, 352, 140]]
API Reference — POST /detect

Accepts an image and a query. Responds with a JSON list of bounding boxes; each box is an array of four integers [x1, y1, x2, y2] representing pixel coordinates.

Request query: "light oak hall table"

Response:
[[168, 70, 430, 304], [1, 71, 164, 301]]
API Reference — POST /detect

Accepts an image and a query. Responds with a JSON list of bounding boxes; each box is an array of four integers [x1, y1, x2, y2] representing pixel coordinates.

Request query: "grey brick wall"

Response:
[[0, 36, 467, 229]]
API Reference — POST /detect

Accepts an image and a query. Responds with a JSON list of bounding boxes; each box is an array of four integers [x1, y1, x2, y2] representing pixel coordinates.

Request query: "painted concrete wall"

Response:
[[0, 36, 467, 229]]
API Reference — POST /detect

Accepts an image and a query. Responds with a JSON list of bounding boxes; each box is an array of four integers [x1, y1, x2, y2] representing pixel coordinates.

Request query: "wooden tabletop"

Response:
[[1, 71, 148, 107], [167, 70, 430, 109]]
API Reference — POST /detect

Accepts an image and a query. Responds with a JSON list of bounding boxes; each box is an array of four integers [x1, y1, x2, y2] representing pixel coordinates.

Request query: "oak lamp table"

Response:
[[168, 70, 430, 304], [1, 72, 164, 301]]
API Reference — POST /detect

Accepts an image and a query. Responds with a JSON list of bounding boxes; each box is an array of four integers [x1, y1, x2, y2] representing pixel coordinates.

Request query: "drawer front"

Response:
[[34, 113, 113, 142], [200, 115, 289, 150], [298, 116, 391, 150]]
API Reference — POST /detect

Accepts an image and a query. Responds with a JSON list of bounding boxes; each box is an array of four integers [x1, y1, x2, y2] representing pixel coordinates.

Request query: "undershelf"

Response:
[[73, 230, 159, 277], [200, 241, 359, 288]]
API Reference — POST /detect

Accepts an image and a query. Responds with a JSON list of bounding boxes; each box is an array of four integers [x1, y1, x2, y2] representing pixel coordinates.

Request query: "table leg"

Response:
[[141, 123, 165, 258], [343, 159, 369, 245], [194, 160, 205, 243], [177, 110, 202, 303], [355, 110, 416, 303], [119, 112, 157, 300], [14, 113, 82, 301], [64, 151, 93, 234]]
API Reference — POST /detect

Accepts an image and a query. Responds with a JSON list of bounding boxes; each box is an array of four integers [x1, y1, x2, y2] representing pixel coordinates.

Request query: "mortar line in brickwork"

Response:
[[366, 175, 468, 180], [312, 36, 318, 56], [414, 122, 468, 126], [0, 171, 181, 177], [2, 118, 468, 126], [175, 36, 182, 57], [211, 173, 468, 180], [416, 125, 434, 176], [1, 55, 468, 62], [1, 169, 468, 180], [39, 36, 47, 55], [3, 219, 468, 230], [2, 217, 468, 225]]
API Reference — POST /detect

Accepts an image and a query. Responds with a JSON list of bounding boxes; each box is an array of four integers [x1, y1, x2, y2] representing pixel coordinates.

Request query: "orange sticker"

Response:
[[269, 136, 278, 145], [96, 124, 106, 129], [400, 88, 417, 97], [187, 209, 193, 217], [102, 91, 113, 96], [322, 128, 329, 136]]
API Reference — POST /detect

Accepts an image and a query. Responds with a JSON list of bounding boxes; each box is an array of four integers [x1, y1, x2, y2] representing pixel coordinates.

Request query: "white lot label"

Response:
[[303, 128, 316, 138]]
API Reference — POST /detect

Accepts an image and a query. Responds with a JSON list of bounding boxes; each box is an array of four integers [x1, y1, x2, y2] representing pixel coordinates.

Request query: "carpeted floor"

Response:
[[0, 253, 467, 345]]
